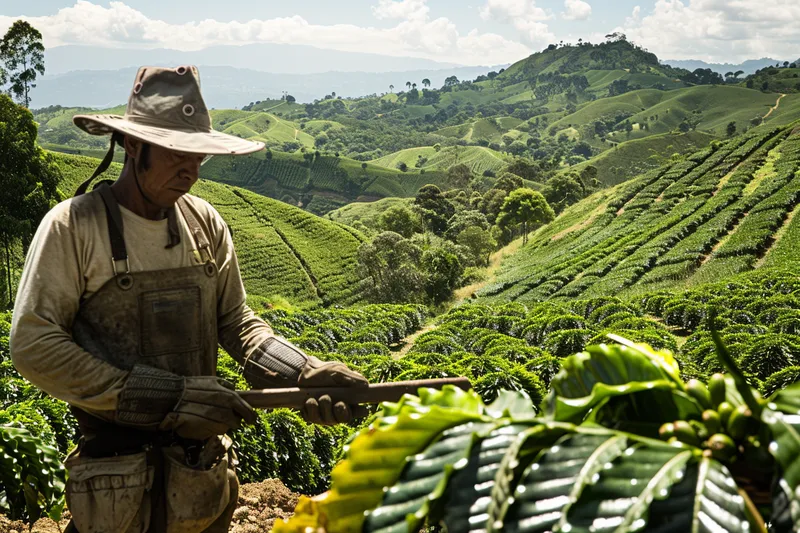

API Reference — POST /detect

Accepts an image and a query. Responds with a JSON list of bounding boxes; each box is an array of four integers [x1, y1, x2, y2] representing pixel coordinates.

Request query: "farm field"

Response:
[[479, 122, 800, 303], [11, 26, 800, 531]]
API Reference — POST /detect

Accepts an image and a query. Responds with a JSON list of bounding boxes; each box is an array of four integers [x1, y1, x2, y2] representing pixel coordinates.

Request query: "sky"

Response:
[[1, 0, 798, 67]]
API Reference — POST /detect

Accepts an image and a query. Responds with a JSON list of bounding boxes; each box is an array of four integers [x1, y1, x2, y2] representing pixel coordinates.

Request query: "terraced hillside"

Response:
[[200, 150, 449, 215], [479, 122, 800, 302], [53, 153, 366, 307]]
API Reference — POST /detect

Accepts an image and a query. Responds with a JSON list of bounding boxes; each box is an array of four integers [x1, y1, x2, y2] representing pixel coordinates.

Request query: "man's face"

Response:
[[131, 140, 206, 208]]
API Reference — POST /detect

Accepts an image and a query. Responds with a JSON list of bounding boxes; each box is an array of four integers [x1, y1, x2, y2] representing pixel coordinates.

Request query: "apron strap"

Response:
[[97, 184, 130, 275], [176, 197, 213, 262]]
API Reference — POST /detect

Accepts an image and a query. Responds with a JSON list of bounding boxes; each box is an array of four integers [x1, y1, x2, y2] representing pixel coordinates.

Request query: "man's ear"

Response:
[[123, 135, 141, 160]]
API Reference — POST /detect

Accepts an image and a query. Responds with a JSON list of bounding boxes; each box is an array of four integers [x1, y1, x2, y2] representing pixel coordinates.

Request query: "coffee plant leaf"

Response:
[[545, 340, 703, 425]]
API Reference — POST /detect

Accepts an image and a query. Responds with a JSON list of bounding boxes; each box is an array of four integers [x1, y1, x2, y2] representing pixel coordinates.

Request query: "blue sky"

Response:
[[1, 1, 797, 65]]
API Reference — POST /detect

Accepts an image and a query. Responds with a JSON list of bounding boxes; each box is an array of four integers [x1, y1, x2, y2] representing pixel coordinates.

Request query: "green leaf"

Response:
[[499, 429, 752, 532], [0, 424, 65, 522], [274, 385, 485, 533], [545, 341, 701, 426], [442, 423, 559, 532], [762, 384, 800, 528], [485, 390, 539, 419], [363, 420, 500, 533]]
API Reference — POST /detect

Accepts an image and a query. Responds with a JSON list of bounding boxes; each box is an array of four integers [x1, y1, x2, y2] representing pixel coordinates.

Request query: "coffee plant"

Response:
[[274, 334, 800, 532]]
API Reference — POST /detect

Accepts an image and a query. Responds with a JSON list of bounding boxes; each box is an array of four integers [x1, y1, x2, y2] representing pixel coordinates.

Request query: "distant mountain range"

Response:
[[43, 43, 467, 76], [30, 64, 506, 109], [33, 43, 506, 109], [663, 58, 791, 76]]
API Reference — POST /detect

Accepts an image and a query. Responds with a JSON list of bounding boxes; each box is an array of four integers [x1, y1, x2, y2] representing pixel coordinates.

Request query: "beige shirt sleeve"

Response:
[[10, 200, 127, 415]]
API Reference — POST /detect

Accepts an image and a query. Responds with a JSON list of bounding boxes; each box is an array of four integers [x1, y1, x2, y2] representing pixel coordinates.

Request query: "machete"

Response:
[[238, 377, 472, 409]]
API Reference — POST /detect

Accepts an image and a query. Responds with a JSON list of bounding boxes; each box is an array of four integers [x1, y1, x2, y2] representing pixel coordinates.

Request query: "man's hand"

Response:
[[159, 376, 257, 440], [116, 365, 256, 440], [298, 356, 369, 425], [242, 337, 370, 425]]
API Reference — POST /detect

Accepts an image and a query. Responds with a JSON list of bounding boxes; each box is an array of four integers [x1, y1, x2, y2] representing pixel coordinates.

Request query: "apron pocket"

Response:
[[65, 450, 152, 533], [162, 445, 231, 533], [139, 287, 202, 357]]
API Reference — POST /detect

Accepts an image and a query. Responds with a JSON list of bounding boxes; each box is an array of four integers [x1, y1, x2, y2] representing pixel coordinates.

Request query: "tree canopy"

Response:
[[0, 94, 60, 303], [0, 21, 45, 108], [497, 188, 555, 245]]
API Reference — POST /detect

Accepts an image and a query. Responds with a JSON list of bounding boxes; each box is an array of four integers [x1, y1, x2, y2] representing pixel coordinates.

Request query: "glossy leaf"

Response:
[[272, 385, 485, 533], [762, 383, 800, 529], [500, 429, 753, 533], [545, 340, 703, 426], [0, 424, 65, 522], [363, 420, 499, 533]]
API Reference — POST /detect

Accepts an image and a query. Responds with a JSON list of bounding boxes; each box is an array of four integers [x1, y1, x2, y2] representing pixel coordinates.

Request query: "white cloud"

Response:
[[621, 0, 800, 62], [562, 0, 592, 21], [0, 0, 531, 66], [372, 0, 429, 21], [479, 0, 556, 47]]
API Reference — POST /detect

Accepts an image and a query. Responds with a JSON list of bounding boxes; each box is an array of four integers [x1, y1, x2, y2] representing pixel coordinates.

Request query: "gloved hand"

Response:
[[242, 337, 369, 426], [298, 355, 369, 426], [159, 376, 257, 440], [116, 365, 256, 440]]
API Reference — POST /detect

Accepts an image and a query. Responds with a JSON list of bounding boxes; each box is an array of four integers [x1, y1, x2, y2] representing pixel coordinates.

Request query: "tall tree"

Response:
[[389, 84, 394, 93], [0, 94, 60, 304], [497, 188, 555, 245], [0, 21, 45, 108], [422, 78, 431, 88], [406, 81, 412, 90]]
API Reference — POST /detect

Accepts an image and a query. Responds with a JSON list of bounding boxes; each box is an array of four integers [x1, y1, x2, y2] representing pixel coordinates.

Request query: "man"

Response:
[[9, 65, 368, 532]]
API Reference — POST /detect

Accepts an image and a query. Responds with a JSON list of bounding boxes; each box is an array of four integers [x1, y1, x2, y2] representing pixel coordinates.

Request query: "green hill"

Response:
[[33, 39, 800, 220], [325, 197, 413, 229], [370, 145, 510, 175], [479, 122, 800, 302], [199, 150, 450, 215], [52, 152, 366, 308]]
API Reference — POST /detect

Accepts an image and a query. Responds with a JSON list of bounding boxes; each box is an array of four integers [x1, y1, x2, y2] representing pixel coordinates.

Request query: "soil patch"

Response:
[[0, 480, 298, 533], [230, 479, 299, 533]]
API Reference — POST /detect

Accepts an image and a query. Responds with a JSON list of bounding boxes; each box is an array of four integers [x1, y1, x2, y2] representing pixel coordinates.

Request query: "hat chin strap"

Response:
[[75, 135, 119, 196]]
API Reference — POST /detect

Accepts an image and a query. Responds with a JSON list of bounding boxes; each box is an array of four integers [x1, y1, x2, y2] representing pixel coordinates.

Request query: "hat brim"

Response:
[[72, 114, 264, 156]]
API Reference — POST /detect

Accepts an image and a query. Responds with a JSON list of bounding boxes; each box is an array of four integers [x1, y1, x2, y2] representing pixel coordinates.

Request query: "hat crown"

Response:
[[124, 66, 211, 133]]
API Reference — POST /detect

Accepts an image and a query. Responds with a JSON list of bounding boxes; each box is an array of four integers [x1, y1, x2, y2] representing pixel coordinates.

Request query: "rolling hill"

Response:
[[478, 121, 800, 303], [33, 40, 800, 220], [53, 152, 366, 308]]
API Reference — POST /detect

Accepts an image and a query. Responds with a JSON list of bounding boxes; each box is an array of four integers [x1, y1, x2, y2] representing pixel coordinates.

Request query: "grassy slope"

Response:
[[326, 197, 414, 228], [568, 130, 716, 186], [52, 152, 365, 308], [478, 122, 800, 303]]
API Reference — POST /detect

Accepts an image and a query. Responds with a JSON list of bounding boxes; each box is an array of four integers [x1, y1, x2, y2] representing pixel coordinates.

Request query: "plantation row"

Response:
[[479, 123, 800, 301]]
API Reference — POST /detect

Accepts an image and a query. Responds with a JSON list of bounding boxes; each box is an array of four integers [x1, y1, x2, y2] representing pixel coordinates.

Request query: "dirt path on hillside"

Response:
[[699, 213, 749, 266], [754, 202, 800, 268], [763, 94, 787, 120]]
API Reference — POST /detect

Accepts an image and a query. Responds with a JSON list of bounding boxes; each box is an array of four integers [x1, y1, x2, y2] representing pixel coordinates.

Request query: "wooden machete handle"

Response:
[[238, 377, 473, 409]]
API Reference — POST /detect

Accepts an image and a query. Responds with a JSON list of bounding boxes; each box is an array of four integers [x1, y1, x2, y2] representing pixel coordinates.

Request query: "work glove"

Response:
[[243, 337, 369, 426], [116, 365, 257, 441], [298, 355, 370, 425]]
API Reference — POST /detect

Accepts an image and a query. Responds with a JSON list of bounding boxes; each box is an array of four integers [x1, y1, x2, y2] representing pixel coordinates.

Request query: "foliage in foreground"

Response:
[[275, 337, 800, 533]]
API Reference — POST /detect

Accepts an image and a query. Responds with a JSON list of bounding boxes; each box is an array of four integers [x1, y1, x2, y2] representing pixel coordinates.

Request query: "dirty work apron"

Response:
[[65, 184, 237, 533]]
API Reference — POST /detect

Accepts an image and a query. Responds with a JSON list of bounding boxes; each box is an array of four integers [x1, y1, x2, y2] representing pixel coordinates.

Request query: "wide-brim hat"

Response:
[[73, 65, 263, 156]]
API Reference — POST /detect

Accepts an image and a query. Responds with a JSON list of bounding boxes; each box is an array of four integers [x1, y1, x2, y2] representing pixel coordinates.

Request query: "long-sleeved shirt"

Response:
[[9, 188, 275, 417]]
